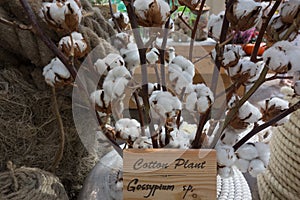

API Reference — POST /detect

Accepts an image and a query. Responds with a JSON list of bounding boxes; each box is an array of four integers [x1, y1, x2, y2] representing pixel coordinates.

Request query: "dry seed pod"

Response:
[[134, 0, 170, 27], [229, 101, 262, 130], [228, 58, 262, 85], [266, 15, 299, 44], [58, 32, 88, 58], [108, 12, 130, 31], [40, 0, 82, 32], [42, 57, 71, 87], [226, 0, 262, 31], [260, 97, 289, 125], [280, 0, 300, 24], [90, 90, 111, 114]]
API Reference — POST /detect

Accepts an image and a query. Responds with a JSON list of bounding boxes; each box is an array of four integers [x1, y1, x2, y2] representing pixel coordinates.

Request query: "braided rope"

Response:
[[0, 166, 68, 200], [217, 167, 252, 200], [257, 97, 300, 200]]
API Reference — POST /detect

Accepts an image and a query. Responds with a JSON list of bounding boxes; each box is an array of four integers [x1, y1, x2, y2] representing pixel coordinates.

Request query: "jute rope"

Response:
[[257, 96, 300, 200], [0, 163, 68, 200], [217, 167, 252, 200]]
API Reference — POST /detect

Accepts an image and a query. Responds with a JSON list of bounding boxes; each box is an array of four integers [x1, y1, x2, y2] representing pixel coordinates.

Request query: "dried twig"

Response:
[[19, 0, 123, 156], [49, 87, 65, 172], [233, 100, 300, 151], [0, 17, 32, 30]]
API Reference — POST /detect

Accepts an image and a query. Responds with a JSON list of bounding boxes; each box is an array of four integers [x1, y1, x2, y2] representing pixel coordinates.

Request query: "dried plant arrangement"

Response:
[[6, 0, 300, 199]]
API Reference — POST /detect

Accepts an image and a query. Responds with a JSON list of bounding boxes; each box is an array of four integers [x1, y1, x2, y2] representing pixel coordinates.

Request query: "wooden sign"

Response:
[[123, 149, 216, 200]]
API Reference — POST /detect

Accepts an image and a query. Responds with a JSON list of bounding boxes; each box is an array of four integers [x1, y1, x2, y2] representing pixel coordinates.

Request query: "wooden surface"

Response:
[[123, 149, 217, 200]]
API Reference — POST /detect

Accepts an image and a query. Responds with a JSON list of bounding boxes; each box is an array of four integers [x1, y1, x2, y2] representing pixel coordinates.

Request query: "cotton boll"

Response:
[[43, 66, 56, 87], [227, 0, 262, 31], [218, 166, 234, 178], [104, 53, 125, 68], [248, 159, 266, 177], [167, 47, 176, 64], [228, 58, 260, 84], [41, 2, 66, 25], [238, 101, 262, 124], [185, 84, 214, 114], [196, 96, 211, 114], [103, 66, 131, 100], [134, 0, 170, 27], [120, 42, 140, 73], [133, 137, 153, 149], [222, 44, 246, 69], [58, 32, 87, 58], [294, 80, 300, 95], [170, 56, 195, 77], [94, 58, 108, 76], [115, 118, 141, 141], [41, 0, 82, 31], [207, 11, 224, 40], [280, 0, 300, 23], [112, 32, 130, 49], [234, 158, 250, 173], [168, 65, 193, 94], [165, 129, 191, 149], [146, 48, 160, 64], [236, 143, 258, 160], [260, 97, 289, 125], [220, 129, 240, 146], [90, 90, 111, 113], [263, 40, 294, 73], [149, 91, 182, 122], [216, 145, 237, 166], [255, 142, 270, 166], [42, 57, 71, 87]]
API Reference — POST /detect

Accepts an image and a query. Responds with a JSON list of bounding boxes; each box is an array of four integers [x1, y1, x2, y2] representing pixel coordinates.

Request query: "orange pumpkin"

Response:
[[242, 43, 266, 56]]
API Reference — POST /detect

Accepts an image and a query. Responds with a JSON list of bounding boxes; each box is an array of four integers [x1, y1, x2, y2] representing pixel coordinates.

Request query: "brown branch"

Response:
[[250, 0, 281, 62], [19, 0, 123, 156], [233, 100, 300, 151], [0, 17, 32, 30], [49, 87, 65, 172], [108, 0, 121, 33], [191, 108, 211, 149], [123, 0, 158, 147], [188, 0, 206, 61]]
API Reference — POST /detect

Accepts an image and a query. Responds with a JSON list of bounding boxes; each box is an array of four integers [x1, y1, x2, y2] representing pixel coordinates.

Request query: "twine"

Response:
[[0, 164, 68, 200], [217, 167, 252, 200], [257, 97, 300, 200]]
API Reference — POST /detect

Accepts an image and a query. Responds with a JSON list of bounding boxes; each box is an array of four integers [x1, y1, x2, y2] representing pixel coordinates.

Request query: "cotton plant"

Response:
[[58, 31, 88, 58], [120, 42, 140, 74], [212, 44, 246, 69], [40, 0, 82, 31], [226, 0, 262, 31], [133, 0, 170, 27], [235, 142, 270, 177], [43, 57, 71, 87], [168, 56, 195, 95], [94, 53, 125, 77], [259, 97, 290, 125], [149, 90, 182, 127], [263, 40, 300, 73], [184, 83, 214, 123], [227, 57, 263, 85], [207, 11, 225, 41], [115, 118, 141, 142]]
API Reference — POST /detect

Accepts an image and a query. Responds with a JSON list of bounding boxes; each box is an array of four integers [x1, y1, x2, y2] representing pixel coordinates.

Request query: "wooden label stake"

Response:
[[123, 149, 216, 200]]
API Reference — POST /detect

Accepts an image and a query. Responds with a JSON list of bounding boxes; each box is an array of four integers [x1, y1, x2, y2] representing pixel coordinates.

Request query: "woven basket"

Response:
[[257, 97, 300, 200], [217, 167, 252, 200], [0, 164, 68, 200]]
